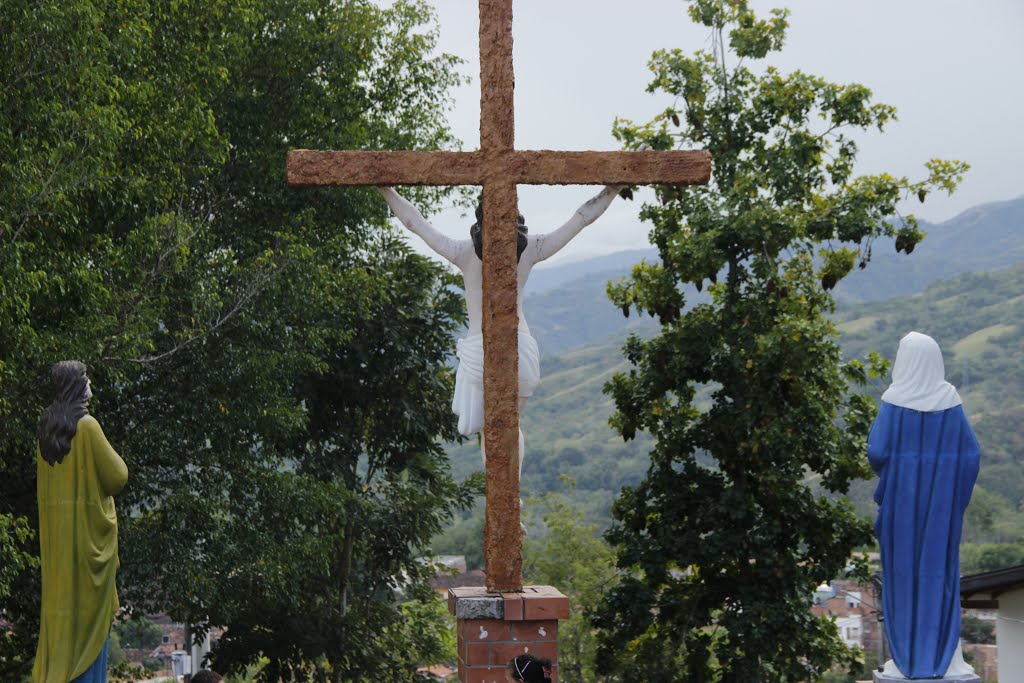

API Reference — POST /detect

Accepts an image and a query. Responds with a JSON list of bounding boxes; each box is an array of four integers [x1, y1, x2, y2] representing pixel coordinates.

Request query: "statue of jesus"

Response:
[[377, 185, 622, 472]]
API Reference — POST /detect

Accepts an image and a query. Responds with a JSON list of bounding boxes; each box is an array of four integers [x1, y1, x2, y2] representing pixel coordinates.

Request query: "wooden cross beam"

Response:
[[288, 0, 710, 592]]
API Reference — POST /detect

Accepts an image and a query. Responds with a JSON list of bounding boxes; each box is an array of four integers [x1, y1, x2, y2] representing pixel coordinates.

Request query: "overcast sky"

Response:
[[383, 0, 1024, 267]]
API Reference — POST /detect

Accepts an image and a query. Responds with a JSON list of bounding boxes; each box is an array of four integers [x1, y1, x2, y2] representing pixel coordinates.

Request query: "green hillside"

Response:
[[440, 262, 1024, 568]]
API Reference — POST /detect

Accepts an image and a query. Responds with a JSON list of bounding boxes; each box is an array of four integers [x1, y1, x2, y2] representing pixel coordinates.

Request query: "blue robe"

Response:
[[70, 638, 108, 683], [868, 402, 980, 678]]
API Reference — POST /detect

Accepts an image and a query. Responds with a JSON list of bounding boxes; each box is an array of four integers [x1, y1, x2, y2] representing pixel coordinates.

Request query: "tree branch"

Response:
[[102, 257, 286, 366]]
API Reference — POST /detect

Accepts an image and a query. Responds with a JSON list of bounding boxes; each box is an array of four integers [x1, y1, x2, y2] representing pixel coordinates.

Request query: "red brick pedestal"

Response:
[[448, 586, 570, 683]]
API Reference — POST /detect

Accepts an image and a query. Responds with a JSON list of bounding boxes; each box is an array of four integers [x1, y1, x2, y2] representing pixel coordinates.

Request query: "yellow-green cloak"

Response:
[[33, 415, 128, 683]]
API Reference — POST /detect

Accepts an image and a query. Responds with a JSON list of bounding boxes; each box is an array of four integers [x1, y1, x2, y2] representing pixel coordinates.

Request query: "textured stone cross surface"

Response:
[[288, 0, 710, 592]]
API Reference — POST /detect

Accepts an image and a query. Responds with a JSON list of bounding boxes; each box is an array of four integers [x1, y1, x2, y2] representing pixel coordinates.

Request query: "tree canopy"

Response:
[[1, 0, 476, 680], [594, 1, 967, 680]]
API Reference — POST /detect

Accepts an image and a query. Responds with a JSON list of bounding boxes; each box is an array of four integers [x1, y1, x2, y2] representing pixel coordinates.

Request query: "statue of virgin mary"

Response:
[[869, 332, 980, 679]]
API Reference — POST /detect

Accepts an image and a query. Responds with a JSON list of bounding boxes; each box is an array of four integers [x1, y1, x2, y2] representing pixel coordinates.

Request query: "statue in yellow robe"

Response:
[[33, 361, 128, 683]]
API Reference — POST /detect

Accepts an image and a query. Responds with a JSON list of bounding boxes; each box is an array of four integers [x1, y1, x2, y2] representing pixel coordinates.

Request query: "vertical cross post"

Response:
[[478, 0, 522, 593]]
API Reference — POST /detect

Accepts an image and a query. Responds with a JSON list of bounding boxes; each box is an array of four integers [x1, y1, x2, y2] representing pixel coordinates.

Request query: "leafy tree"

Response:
[[594, 1, 966, 680], [524, 480, 618, 683], [113, 616, 164, 651], [0, 514, 37, 602], [174, 236, 476, 682], [378, 596, 459, 681], [432, 503, 486, 571], [140, 656, 162, 673], [960, 615, 995, 645], [962, 543, 1024, 574], [1, 0, 475, 680], [109, 660, 148, 683], [106, 630, 126, 667]]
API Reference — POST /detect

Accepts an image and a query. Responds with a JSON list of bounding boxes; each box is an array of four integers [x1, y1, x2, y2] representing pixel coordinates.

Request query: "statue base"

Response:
[[872, 673, 981, 683], [448, 585, 569, 682]]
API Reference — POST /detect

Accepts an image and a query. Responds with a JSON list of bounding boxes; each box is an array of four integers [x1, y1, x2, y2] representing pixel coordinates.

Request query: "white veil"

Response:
[[881, 331, 962, 412]]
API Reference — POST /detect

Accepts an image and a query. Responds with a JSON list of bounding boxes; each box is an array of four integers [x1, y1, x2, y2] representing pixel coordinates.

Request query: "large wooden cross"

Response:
[[288, 0, 710, 592]]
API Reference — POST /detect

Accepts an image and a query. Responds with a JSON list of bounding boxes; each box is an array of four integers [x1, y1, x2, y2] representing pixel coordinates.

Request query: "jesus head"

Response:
[[470, 197, 528, 262]]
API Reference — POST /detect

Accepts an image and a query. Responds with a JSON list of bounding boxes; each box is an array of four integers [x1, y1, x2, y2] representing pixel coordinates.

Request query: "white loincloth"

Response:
[[452, 331, 540, 436]]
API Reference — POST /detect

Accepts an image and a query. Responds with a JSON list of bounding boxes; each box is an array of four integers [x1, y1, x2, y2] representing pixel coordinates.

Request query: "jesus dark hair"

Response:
[[507, 654, 552, 683], [37, 360, 90, 465], [470, 196, 528, 262]]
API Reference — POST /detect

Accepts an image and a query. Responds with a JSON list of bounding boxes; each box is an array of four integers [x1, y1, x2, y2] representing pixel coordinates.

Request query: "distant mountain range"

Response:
[[527, 249, 659, 295], [523, 195, 1024, 354]]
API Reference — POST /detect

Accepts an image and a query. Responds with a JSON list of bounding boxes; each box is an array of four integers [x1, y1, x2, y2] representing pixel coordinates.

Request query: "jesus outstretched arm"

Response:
[[376, 187, 465, 266], [526, 185, 624, 264]]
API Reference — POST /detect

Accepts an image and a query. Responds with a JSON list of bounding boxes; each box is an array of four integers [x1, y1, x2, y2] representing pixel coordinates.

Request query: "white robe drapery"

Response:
[[453, 332, 540, 436]]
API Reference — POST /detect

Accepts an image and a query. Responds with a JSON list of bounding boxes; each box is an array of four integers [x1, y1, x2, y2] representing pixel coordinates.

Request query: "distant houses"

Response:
[[429, 555, 486, 595], [121, 614, 222, 679], [812, 579, 885, 663]]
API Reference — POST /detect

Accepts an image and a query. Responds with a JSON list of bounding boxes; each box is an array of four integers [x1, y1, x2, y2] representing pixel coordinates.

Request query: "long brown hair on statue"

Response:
[[37, 360, 90, 465], [470, 196, 528, 262]]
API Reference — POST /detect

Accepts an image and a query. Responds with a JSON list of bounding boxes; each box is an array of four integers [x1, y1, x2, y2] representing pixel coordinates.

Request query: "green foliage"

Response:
[[113, 615, 164, 651], [378, 596, 458, 680], [523, 480, 618, 683], [962, 543, 1024, 575], [109, 660, 149, 682], [226, 659, 270, 683], [593, 1, 965, 680], [140, 656, 163, 673], [107, 630, 126, 667], [431, 496, 485, 570], [960, 615, 995, 645], [0, 0, 474, 681], [0, 514, 37, 602]]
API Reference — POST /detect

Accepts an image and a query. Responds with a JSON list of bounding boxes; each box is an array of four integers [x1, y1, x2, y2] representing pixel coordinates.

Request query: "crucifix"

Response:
[[288, 0, 710, 592]]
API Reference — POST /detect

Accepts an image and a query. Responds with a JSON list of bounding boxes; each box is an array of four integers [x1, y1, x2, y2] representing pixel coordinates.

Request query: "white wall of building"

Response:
[[191, 630, 212, 675], [998, 589, 1024, 683], [836, 614, 863, 649]]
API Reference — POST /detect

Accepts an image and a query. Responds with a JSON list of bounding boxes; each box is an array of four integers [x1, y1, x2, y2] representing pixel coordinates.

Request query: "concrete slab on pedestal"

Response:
[[454, 595, 504, 620]]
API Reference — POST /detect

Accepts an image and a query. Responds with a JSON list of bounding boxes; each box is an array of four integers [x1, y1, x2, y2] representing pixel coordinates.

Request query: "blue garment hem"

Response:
[[70, 637, 109, 683]]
